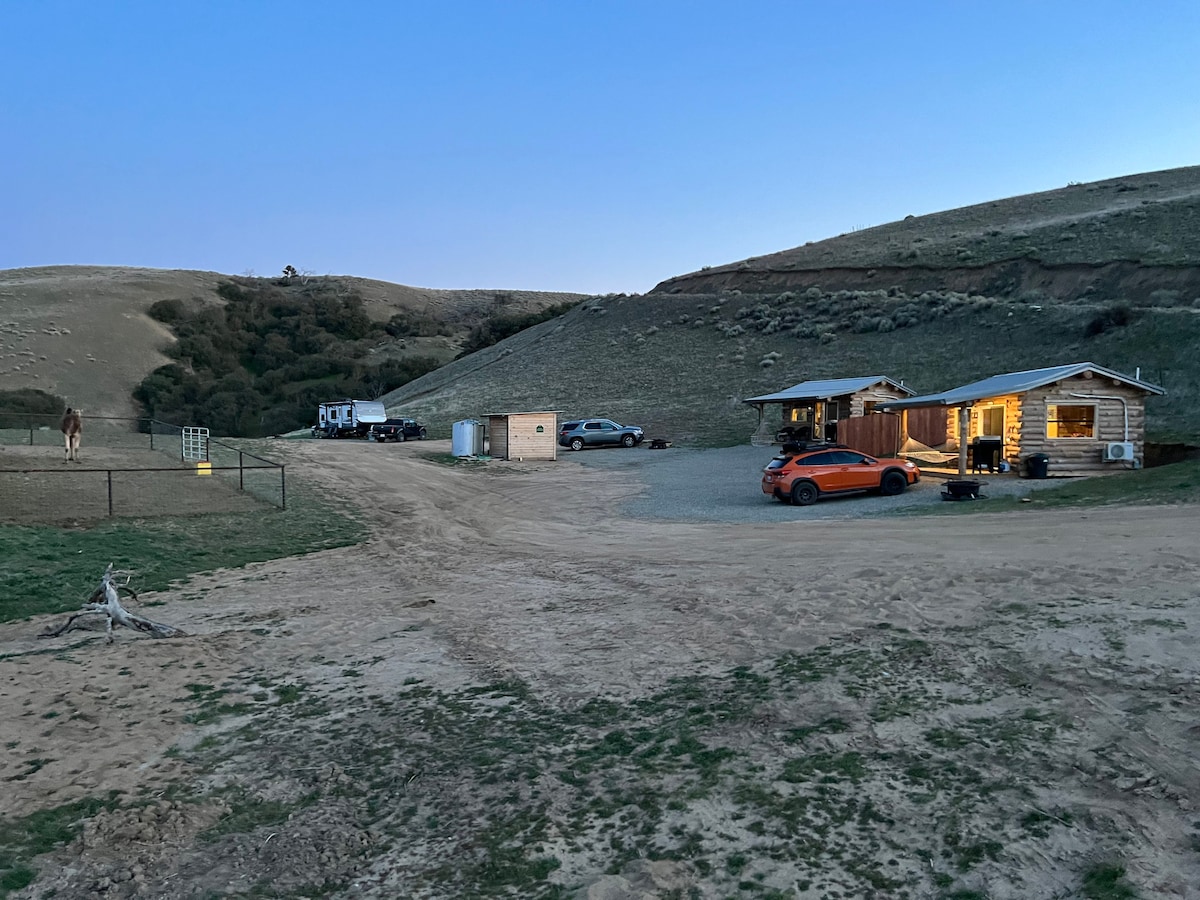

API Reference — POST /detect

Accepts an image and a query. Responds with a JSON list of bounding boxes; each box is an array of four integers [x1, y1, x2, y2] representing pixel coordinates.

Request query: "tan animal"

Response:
[[60, 407, 83, 462]]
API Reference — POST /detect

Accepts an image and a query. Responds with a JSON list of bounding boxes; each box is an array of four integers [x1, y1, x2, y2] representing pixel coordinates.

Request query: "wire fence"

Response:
[[0, 414, 285, 524]]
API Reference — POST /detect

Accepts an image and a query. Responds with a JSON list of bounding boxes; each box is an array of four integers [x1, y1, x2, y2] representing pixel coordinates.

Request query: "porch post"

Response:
[[899, 409, 909, 455], [957, 406, 970, 478]]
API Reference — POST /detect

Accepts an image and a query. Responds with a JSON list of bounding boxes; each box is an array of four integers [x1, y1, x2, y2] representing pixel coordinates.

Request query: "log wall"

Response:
[[1018, 375, 1148, 475]]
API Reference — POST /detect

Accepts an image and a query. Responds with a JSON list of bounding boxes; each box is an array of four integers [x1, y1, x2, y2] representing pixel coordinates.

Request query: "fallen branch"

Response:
[[40, 563, 186, 643]]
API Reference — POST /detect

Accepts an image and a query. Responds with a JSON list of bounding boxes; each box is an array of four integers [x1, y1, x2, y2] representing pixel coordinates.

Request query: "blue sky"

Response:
[[3, 1, 1198, 294]]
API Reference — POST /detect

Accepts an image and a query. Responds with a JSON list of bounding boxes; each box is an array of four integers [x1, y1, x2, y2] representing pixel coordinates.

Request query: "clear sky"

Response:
[[3, 1, 1198, 294]]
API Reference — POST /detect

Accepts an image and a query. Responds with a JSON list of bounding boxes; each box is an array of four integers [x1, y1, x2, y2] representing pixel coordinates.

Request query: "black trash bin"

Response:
[[1025, 453, 1050, 479]]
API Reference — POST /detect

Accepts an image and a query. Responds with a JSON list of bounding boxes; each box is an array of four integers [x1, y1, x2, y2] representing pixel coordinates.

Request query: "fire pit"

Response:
[[941, 479, 983, 501]]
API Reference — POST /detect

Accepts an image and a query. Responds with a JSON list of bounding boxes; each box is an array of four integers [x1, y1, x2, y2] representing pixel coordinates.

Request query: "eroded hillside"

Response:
[[654, 167, 1200, 304]]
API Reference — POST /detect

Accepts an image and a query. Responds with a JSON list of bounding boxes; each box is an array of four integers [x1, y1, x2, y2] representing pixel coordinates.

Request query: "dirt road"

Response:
[[3, 441, 1199, 898]]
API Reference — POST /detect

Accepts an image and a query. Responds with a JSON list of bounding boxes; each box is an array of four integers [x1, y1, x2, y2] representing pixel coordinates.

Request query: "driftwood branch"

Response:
[[40, 564, 186, 643]]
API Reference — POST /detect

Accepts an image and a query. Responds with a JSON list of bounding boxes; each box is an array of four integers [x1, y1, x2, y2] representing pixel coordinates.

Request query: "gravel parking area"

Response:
[[572, 444, 1047, 523]]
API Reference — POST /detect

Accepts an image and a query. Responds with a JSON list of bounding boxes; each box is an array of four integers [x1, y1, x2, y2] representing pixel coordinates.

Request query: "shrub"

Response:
[[1084, 303, 1134, 338], [147, 298, 186, 323], [1149, 289, 1182, 307], [455, 300, 581, 356], [0, 388, 67, 427]]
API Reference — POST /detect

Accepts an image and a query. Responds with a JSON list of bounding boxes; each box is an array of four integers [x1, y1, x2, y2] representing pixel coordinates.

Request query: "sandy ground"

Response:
[[2, 440, 1199, 898]]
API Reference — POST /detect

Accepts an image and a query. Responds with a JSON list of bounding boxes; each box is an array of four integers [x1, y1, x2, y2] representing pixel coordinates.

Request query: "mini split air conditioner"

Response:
[[1103, 441, 1135, 461]]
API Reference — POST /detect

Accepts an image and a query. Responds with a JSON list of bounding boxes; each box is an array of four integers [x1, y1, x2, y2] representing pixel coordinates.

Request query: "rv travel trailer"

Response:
[[314, 399, 388, 438]]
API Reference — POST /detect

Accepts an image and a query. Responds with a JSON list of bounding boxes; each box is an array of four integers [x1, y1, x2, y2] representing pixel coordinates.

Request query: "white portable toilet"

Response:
[[452, 419, 485, 457]]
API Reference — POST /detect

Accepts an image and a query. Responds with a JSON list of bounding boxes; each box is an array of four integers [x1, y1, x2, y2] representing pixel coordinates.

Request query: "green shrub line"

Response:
[[136, 280, 441, 436]]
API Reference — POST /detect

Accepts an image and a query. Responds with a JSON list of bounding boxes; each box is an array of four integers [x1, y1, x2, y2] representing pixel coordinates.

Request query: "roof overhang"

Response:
[[877, 362, 1164, 410], [743, 375, 915, 406]]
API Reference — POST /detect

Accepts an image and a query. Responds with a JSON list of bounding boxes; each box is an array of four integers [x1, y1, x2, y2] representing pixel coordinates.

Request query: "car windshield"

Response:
[[561, 422, 581, 431], [765, 457, 791, 469]]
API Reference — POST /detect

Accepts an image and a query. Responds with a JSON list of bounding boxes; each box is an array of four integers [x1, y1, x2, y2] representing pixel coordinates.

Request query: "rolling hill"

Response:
[[4, 167, 1199, 443], [0, 266, 585, 419], [381, 167, 1200, 444]]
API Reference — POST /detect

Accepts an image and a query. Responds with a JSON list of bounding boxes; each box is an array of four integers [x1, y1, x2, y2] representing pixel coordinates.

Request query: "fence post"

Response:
[[239, 451, 244, 491], [107, 470, 114, 517], [29, 426, 33, 446], [280, 466, 286, 510], [150, 421, 155, 451]]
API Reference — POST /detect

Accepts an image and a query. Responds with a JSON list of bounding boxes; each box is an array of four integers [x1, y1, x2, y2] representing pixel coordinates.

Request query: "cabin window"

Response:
[[1047, 404, 1096, 438], [535, 425, 544, 433]]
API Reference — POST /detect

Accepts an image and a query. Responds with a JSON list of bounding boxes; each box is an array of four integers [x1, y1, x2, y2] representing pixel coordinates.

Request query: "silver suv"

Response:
[[558, 418, 644, 451]]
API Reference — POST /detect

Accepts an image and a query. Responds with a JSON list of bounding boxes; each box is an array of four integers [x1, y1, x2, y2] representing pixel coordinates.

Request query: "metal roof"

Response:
[[877, 362, 1165, 409], [743, 376, 914, 405]]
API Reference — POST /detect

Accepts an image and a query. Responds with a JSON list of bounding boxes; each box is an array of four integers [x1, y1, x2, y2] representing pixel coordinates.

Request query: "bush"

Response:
[[147, 298, 186, 323], [455, 300, 581, 357], [1149, 289, 1182, 307], [1084, 303, 1134, 338], [0, 388, 67, 427], [132, 280, 427, 435]]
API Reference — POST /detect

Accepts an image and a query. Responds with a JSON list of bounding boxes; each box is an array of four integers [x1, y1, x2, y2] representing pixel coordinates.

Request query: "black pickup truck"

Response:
[[369, 418, 428, 442]]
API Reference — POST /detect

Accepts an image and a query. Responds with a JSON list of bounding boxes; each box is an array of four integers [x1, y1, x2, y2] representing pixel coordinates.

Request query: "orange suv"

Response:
[[761, 445, 920, 505]]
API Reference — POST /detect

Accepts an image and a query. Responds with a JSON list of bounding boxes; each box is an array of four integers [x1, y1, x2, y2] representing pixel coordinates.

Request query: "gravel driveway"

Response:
[[572, 444, 1045, 523]]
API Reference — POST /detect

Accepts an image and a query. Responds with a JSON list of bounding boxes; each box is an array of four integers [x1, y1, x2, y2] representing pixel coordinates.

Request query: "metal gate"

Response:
[[182, 427, 210, 462]]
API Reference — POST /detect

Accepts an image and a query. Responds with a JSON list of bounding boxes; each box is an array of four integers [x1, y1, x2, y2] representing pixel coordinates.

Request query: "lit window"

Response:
[[1047, 404, 1095, 438]]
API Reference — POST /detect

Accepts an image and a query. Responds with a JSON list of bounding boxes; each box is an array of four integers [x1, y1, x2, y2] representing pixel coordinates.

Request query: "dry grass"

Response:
[[0, 266, 584, 421]]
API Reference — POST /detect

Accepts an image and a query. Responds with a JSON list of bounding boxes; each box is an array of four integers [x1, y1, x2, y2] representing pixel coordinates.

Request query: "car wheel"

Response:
[[569, 437, 585, 451], [791, 481, 819, 506], [880, 471, 908, 496], [398, 432, 406, 442], [418, 429, 427, 440], [621, 434, 636, 448]]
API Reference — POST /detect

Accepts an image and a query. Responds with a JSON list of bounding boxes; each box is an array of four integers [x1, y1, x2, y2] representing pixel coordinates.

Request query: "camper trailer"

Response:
[[313, 399, 388, 438]]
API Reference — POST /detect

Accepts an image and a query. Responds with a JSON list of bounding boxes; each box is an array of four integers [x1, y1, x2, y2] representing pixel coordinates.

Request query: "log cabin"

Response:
[[878, 362, 1164, 477]]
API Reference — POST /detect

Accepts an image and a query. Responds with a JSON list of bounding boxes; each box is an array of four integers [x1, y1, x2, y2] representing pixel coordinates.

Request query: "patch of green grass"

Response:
[[273, 683, 306, 705], [147, 634, 1128, 898], [179, 683, 255, 725], [919, 460, 1200, 517], [0, 795, 122, 897], [0, 480, 366, 624], [1082, 863, 1138, 899], [201, 790, 318, 841]]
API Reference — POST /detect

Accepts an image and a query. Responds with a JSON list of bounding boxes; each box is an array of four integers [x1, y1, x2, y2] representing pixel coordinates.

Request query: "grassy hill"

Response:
[[654, 165, 1200, 304], [382, 167, 1200, 445], [5, 167, 1199, 442], [0, 266, 584, 419]]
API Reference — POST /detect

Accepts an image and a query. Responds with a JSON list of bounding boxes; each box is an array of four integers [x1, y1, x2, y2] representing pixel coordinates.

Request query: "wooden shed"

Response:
[[743, 376, 916, 447], [486, 411, 559, 461], [878, 362, 1164, 476]]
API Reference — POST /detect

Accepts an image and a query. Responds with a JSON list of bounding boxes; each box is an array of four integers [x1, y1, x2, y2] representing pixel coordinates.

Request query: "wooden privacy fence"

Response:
[[837, 409, 947, 458]]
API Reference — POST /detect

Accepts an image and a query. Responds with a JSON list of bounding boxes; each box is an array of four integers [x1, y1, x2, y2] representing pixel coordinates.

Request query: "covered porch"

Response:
[[743, 376, 915, 447]]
